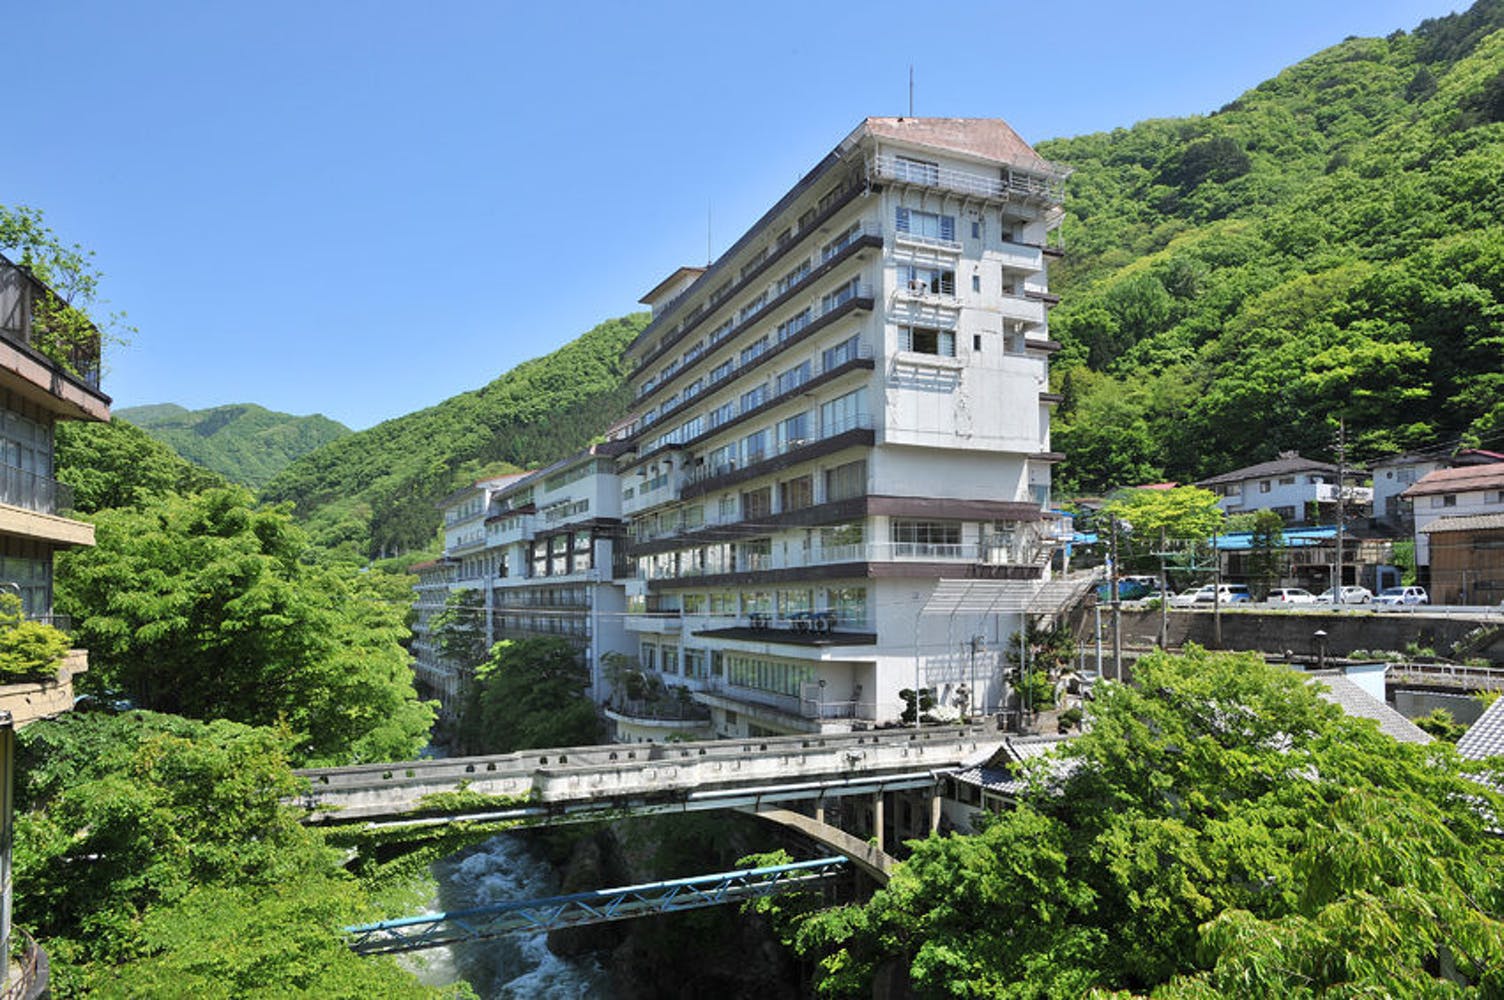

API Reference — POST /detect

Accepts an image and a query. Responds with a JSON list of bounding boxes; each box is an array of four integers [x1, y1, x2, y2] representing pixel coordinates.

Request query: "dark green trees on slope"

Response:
[[57, 488, 434, 766], [261, 312, 649, 560], [1041, 0, 1504, 492], [116, 402, 352, 490]]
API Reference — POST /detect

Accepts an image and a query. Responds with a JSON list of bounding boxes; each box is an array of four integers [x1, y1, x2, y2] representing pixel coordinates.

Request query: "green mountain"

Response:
[[1040, 0, 1504, 492], [115, 403, 351, 490], [260, 313, 649, 561]]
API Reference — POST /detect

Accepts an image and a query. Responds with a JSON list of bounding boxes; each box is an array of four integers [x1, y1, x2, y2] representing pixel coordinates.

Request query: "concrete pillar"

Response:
[[930, 791, 942, 833], [873, 792, 885, 853], [813, 799, 825, 825]]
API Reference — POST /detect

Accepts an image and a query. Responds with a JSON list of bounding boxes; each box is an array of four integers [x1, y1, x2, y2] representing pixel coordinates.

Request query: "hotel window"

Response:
[[571, 532, 592, 572], [710, 359, 733, 384], [709, 401, 735, 429], [776, 360, 811, 395], [899, 326, 956, 357], [739, 293, 767, 323], [822, 223, 861, 261], [740, 384, 767, 413], [641, 643, 658, 671], [971, 274, 981, 293], [820, 522, 864, 549], [778, 412, 810, 451], [742, 488, 773, 521], [778, 589, 813, 616], [709, 319, 734, 345], [1433, 495, 1456, 508], [741, 336, 769, 365], [776, 260, 811, 294], [826, 587, 867, 627], [892, 520, 961, 546], [662, 645, 680, 676], [820, 387, 868, 435], [824, 459, 867, 502], [1004, 330, 1026, 355], [683, 648, 707, 678], [679, 415, 703, 441], [708, 592, 735, 615], [895, 207, 955, 243], [821, 278, 861, 313], [777, 309, 812, 341], [742, 429, 768, 464], [901, 265, 955, 296], [822, 334, 860, 371], [741, 590, 773, 615], [707, 443, 734, 474], [683, 378, 703, 400], [779, 475, 814, 512], [971, 220, 982, 240], [682, 593, 707, 614], [718, 494, 737, 519]]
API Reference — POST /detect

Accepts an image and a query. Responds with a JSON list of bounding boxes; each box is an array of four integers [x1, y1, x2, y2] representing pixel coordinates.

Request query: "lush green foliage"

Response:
[[0, 592, 70, 681], [1043, 2, 1504, 491], [766, 648, 1504, 997], [13, 711, 450, 996], [55, 417, 226, 514], [56, 487, 434, 765], [1101, 486, 1226, 541], [455, 637, 601, 754], [261, 313, 649, 560], [0, 204, 130, 379], [430, 588, 488, 665], [116, 402, 352, 489]]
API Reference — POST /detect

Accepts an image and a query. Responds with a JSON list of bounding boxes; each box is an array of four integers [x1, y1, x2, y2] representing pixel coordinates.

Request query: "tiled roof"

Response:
[[1457, 695, 1504, 761], [1309, 673, 1432, 745], [1419, 512, 1504, 534], [862, 117, 1057, 173], [1402, 464, 1504, 498], [1196, 454, 1342, 487], [951, 734, 1076, 795]]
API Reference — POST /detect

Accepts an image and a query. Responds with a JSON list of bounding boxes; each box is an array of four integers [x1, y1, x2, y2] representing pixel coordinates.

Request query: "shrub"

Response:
[[0, 594, 68, 683]]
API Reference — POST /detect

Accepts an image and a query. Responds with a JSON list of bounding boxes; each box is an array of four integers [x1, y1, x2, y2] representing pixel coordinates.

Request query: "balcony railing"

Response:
[[634, 534, 1046, 582], [682, 412, 874, 488], [870, 153, 1068, 205], [0, 462, 73, 516]]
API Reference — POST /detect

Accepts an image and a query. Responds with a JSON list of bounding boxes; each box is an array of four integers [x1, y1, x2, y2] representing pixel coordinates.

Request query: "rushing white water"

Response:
[[404, 832, 615, 999]]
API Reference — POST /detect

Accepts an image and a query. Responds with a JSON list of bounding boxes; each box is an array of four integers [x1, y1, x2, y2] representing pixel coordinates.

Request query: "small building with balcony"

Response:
[[616, 118, 1071, 737], [1197, 452, 1371, 526]]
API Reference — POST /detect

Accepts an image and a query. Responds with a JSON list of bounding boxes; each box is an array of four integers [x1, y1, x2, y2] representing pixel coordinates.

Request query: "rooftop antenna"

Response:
[[908, 65, 914, 116]]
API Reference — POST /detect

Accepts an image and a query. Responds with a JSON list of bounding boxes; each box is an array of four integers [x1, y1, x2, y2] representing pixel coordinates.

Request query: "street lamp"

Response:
[[1312, 629, 1329, 672]]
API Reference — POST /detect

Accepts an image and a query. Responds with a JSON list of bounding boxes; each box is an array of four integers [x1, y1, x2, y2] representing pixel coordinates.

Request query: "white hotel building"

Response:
[[616, 118, 1072, 738], [411, 443, 632, 717]]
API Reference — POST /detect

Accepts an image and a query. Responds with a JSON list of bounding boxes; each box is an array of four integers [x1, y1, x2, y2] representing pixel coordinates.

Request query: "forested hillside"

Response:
[[1041, 0, 1504, 491], [115, 402, 350, 489], [261, 312, 649, 560]]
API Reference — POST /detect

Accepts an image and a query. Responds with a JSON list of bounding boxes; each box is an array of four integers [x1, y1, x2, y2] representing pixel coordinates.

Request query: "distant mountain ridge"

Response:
[[116, 402, 351, 490]]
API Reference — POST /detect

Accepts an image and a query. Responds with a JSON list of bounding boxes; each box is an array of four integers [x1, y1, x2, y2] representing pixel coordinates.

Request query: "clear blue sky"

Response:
[[6, 0, 1467, 430]]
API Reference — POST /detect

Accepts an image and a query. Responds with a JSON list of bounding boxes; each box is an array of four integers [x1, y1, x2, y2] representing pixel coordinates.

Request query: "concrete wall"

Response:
[[1102, 607, 1492, 662]]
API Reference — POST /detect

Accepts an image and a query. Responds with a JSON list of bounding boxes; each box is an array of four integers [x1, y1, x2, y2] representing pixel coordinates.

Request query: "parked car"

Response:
[[1096, 577, 1153, 602], [1373, 585, 1429, 607], [1193, 584, 1252, 604], [1168, 587, 1210, 608], [1267, 587, 1318, 604], [1316, 586, 1373, 604]]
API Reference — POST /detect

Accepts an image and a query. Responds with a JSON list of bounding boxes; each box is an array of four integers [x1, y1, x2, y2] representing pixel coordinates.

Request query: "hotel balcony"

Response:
[[868, 153, 1067, 207], [634, 537, 1041, 584], [679, 412, 875, 499], [998, 294, 1047, 327], [997, 241, 1045, 273]]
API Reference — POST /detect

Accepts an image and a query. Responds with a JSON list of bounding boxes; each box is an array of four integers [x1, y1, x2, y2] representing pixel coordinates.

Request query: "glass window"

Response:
[[899, 326, 956, 356], [895, 207, 955, 243], [741, 384, 767, 412], [820, 388, 868, 435], [740, 337, 769, 365], [741, 488, 772, 521], [777, 260, 811, 294], [821, 278, 861, 313], [682, 593, 707, 614], [778, 412, 810, 450], [776, 361, 812, 395], [900, 265, 955, 296], [822, 335, 860, 371], [742, 429, 768, 464], [779, 475, 814, 512], [778, 589, 813, 616], [826, 587, 867, 627], [709, 592, 736, 615], [777, 309, 811, 341], [824, 460, 867, 502]]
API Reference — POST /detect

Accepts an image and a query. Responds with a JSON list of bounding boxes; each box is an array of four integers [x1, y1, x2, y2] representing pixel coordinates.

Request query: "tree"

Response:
[[55, 418, 226, 514], [1101, 485, 1226, 543], [0, 592, 70, 681], [770, 648, 1504, 997], [455, 637, 599, 754], [1246, 508, 1286, 597], [430, 588, 488, 666], [12, 711, 447, 995], [55, 487, 434, 765], [0, 204, 131, 379]]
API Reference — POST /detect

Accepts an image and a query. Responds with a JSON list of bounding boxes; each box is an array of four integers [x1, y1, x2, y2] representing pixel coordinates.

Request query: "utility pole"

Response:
[[1110, 518, 1123, 682], [1333, 418, 1347, 597], [1212, 527, 1223, 649], [1158, 526, 1169, 649], [967, 634, 984, 719]]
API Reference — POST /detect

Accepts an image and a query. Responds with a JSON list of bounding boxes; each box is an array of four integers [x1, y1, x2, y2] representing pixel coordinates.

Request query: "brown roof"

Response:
[[862, 117, 1058, 174], [1401, 464, 1504, 498]]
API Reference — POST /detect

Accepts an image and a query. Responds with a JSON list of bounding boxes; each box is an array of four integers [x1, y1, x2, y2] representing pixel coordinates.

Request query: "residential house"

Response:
[[1196, 452, 1371, 525], [1401, 464, 1504, 603], [1370, 448, 1504, 532]]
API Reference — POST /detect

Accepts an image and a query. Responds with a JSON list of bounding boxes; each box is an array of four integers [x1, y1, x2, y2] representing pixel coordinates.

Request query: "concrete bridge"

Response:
[[295, 725, 1002, 879]]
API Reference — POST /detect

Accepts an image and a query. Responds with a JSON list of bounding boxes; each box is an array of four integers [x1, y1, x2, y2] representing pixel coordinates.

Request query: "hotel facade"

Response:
[[615, 118, 1072, 738]]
